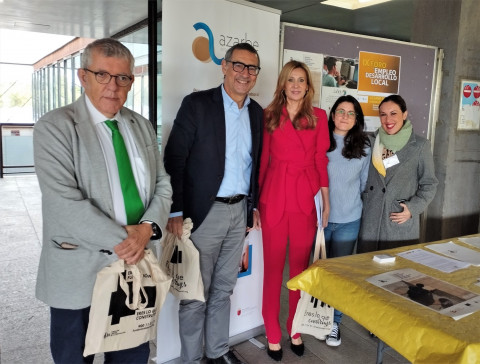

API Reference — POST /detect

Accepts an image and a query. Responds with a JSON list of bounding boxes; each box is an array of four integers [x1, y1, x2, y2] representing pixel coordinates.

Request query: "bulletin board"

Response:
[[280, 23, 442, 138]]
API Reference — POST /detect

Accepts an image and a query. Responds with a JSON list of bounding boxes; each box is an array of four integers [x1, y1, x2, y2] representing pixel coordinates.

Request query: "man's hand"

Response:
[[247, 209, 261, 232], [114, 223, 152, 264], [390, 203, 412, 224], [166, 216, 184, 238]]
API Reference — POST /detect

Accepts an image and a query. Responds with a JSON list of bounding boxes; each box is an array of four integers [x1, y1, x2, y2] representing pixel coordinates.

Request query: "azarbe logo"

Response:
[[191, 22, 260, 66], [192, 22, 223, 65]]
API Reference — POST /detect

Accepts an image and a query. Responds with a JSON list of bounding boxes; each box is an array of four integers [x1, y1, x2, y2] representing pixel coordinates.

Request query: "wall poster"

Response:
[[458, 79, 480, 130]]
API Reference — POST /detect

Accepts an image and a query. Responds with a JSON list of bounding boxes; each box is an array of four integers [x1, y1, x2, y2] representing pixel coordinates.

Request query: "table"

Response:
[[287, 235, 480, 364]]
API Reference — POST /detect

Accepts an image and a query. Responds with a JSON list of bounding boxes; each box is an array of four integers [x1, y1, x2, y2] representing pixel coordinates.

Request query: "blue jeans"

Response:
[[323, 218, 361, 324]]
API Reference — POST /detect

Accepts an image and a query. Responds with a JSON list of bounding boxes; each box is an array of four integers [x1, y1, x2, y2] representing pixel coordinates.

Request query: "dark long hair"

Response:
[[327, 95, 370, 159], [379, 94, 407, 112]]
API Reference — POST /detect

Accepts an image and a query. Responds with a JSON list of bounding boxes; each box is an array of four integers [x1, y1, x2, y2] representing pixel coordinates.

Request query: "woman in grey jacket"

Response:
[[357, 95, 438, 253]]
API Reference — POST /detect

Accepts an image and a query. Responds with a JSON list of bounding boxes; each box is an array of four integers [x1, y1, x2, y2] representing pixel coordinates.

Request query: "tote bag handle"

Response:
[[313, 227, 326, 262], [118, 262, 148, 310]]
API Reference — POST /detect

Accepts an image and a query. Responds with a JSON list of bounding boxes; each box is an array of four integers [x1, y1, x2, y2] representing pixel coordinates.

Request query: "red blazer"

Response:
[[259, 107, 329, 227]]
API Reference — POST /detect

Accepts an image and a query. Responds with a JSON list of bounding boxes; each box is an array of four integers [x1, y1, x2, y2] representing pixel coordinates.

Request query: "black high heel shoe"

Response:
[[290, 338, 305, 357], [267, 345, 283, 362]]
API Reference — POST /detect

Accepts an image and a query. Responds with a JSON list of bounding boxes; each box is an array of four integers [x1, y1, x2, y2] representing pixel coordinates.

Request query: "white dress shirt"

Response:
[[85, 95, 147, 226]]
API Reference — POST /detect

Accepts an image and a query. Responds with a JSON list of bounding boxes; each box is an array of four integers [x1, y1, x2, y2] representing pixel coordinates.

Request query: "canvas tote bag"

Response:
[[291, 227, 334, 339], [84, 249, 171, 356], [160, 218, 205, 301]]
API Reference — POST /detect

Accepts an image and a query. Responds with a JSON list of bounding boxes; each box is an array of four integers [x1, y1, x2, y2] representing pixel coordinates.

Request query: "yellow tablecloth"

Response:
[[287, 235, 480, 364]]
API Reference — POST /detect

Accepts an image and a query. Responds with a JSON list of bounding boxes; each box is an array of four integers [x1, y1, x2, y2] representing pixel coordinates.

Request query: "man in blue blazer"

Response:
[[33, 38, 172, 363], [164, 43, 263, 364]]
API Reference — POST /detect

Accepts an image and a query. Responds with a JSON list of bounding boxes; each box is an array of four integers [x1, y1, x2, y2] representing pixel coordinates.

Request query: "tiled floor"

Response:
[[0, 175, 410, 364]]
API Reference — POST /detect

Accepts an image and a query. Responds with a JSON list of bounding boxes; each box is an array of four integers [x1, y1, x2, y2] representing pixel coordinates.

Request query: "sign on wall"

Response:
[[458, 79, 480, 130], [357, 51, 400, 95]]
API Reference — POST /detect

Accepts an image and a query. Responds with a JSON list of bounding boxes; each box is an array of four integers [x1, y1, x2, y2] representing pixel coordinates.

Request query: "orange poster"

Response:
[[358, 51, 400, 95], [361, 95, 385, 117]]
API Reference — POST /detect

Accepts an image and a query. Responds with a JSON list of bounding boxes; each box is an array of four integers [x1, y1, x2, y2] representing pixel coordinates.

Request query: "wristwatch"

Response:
[[142, 221, 161, 240]]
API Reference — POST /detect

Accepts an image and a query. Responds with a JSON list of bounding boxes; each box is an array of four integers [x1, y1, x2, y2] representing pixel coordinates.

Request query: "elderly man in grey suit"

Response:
[[33, 38, 172, 364], [164, 43, 263, 364]]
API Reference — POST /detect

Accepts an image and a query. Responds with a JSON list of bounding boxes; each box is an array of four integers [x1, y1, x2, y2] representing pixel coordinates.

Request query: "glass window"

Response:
[[47, 67, 52, 111], [121, 39, 149, 119], [118, 26, 162, 147], [73, 54, 82, 99], [31, 20, 163, 128], [41, 68, 47, 116], [57, 61, 65, 107], [0, 63, 33, 123], [65, 58, 73, 104]]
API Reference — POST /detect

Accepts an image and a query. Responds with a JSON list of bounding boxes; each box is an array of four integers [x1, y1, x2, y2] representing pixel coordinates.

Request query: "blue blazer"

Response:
[[164, 85, 263, 230]]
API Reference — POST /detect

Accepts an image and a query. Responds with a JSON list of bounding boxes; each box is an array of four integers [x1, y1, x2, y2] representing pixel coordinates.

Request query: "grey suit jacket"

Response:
[[33, 94, 172, 309]]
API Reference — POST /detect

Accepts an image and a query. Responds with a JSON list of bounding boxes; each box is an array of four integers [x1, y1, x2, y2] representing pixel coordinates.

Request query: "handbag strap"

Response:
[[313, 227, 326, 262]]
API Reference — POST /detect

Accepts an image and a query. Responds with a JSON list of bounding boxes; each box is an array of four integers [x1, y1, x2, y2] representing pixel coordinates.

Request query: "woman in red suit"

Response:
[[259, 60, 330, 361]]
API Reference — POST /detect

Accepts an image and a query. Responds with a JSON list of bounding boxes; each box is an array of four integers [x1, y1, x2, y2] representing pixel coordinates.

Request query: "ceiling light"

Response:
[[13, 21, 50, 31], [321, 0, 392, 10]]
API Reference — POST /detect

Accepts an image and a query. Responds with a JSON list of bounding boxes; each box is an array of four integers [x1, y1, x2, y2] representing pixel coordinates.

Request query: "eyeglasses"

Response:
[[84, 68, 133, 87], [335, 109, 356, 119], [226, 60, 261, 76]]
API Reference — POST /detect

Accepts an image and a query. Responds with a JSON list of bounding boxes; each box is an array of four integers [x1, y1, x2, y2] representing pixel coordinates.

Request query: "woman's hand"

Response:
[[321, 206, 330, 228], [390, 203, 412, 224], [320, 186, 330, 228]]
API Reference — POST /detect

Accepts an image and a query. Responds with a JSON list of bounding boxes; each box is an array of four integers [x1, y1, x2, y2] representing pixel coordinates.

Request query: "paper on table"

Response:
[[366, 268, 480, 320], [426, 241, 480, 266], [458, 235, 480, 249], [397, 249, 470, 273]]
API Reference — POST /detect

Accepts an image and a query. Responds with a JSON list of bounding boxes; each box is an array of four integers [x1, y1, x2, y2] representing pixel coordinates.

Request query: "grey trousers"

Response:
[[179, 200, 247, 363]]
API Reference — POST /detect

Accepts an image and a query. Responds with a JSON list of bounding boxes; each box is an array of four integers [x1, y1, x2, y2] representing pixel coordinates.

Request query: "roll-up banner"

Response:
[[159, 1, 280, 362], [161, 0, 281, 145]]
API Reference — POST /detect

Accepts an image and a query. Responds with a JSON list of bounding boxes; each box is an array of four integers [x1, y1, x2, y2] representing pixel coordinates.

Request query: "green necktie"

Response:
[[105, 120, 144, 225]]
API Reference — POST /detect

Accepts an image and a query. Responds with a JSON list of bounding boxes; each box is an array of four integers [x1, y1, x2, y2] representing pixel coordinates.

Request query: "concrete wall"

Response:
[[411, 0, 480, 240]]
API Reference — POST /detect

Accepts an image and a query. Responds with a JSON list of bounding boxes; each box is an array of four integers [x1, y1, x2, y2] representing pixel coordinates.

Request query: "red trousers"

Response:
[[260, 204, 317, 344]]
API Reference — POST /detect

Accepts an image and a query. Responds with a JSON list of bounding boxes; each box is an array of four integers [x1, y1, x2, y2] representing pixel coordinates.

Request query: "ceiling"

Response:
[[251, 0, 414, 41], [0, 0, 414, 64]]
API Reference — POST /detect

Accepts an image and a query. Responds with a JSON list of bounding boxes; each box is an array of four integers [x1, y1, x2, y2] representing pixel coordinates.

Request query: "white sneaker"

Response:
[[326, 322, 341, 346]]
